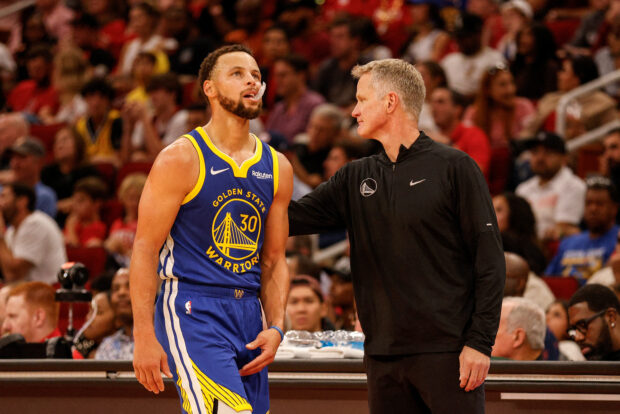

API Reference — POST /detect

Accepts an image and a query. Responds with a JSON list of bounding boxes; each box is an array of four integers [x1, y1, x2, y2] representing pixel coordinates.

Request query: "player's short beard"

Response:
[[216, 91, 261, 120]]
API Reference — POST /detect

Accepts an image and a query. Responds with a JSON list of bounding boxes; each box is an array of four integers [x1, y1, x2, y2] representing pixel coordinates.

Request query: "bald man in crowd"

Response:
[[504, 252, 530, 297]]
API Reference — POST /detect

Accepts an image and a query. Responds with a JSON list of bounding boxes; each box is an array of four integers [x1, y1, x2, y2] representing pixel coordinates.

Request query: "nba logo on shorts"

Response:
[[185, 300, 192, 315]]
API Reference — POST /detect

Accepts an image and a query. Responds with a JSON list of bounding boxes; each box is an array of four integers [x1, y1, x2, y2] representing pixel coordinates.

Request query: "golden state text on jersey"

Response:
[[158, 126, 279, 291]]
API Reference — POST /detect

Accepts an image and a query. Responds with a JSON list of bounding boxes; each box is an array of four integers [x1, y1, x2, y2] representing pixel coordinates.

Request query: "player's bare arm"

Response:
[[240, 152, 294, 376], [130, 138, 199, 394]]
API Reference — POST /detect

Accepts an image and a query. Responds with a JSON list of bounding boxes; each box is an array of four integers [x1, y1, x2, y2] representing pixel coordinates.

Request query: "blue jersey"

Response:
[[158, 126, 279, 291]]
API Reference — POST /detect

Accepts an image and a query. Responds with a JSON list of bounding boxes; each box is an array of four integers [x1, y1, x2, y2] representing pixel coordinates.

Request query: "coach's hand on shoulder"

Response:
[[239, 328, 282, 376], [459, 345, 490, 392], [133, 335, 173, 394]]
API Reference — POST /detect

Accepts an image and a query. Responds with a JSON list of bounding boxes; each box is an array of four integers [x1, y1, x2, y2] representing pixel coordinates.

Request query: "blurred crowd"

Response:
[[0, 0, 620, 362]]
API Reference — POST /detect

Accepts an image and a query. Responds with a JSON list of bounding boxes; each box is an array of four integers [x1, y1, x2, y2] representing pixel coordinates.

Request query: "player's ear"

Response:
[[203, 79, 216, 99]]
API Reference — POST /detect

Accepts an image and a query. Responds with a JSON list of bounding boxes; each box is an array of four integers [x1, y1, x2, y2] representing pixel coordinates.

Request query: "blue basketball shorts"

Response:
[[155, 278, 269, 414]]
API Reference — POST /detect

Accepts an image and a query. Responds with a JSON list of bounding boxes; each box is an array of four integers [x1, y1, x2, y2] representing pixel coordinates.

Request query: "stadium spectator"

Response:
[[429, 87, 491, 178], [291, 104, 344, 189], [224, 0, 271, 62], [36, 0, 75, 44], [467, 0, 504, 49], [496, 0, 533, 61], [326, 263, 356, 331], [74, 291, 117, 359], [1, 281, 60, 342], [286, 275, 334, 332], [277, 0, 330, 72], [491, 297, 546, 360], [41, 127, 101, 226], [401, 0, 450, 63], [463, 63, 535, 195], [117, 2, 169, 76], [355, 16, 392, 62], [124, 51, 157, 104], [0, 284, 11, 327], [546, 176, 620, 282], [503, 252, 530, 298], [546, 300, 585, 360], [64, 177, 108, 248], [566, 0, 611, 55], [510, 22, 559, 101], [75, 78, 122, 163], [594, 22, 620, 99], [12, 11, 54, 80], [0, 113, 29, 173], [323, 141, 361, 181], [69, 14, 116, 77], [415, 60, 446, 133], [7, 45, 58, 118], [516, 132, 586, 241], [40, 47, 89, 125], [568, 284, 620, 360], [105, 173, 147, 268], [164, 6, 218, 76], [95, 268, 134, 360], [441, 12, 505, 98], [520, 55, 617, 138], [588, 229, 620, 287], [0, 183, 65, 284], [493, 192, 547, 275], [265, 54, 325, 144], [80, 0, 128, 60], [9, 137, 57, 218], [121, 73, 188, 163], [312, 15, 369, 108]]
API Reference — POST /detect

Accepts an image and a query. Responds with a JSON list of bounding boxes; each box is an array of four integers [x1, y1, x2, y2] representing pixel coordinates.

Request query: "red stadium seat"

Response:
[[65, 246, 108, 280], [93, 162, 117, 192], [116, 161, 153, 190], [101, 198, 125, 229], [29, 122, 66, 163], [542, 276, 580, 301]]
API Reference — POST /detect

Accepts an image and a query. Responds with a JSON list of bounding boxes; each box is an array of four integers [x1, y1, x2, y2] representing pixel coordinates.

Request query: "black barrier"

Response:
[[0, 360, 619, 414]]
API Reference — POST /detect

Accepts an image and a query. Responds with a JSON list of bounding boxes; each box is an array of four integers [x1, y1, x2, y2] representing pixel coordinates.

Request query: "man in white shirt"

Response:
[[516, 132, 586, 240], [441, 12, 505, 97], [0, 182, 66, 284]]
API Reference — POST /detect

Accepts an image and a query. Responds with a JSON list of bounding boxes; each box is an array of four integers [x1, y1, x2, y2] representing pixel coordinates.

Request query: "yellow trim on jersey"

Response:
[[197, 126, 262, 178], [177, 371, 194, 414], [181, 134, 206, 205], [191, 361, 253, 413], [270, 146, 279, 197]]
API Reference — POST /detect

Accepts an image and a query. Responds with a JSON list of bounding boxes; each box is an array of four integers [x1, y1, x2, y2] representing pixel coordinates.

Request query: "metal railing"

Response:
[[556, 69, 620, 151], [0, 0, 34, 19]]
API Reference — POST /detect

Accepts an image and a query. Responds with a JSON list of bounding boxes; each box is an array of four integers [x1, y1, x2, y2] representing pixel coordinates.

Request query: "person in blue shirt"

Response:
[[546, 175, 619, 284]]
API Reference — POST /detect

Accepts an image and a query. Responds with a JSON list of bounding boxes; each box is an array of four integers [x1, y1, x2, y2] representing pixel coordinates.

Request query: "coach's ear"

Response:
[[385, 91, 399, 114]]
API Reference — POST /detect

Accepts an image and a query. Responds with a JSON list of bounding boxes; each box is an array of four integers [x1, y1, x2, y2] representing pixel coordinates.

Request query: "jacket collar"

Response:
[[377, 131, 432, 165]]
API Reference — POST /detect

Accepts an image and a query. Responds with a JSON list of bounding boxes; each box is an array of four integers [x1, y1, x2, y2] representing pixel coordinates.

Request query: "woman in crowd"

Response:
[[464, 64, 535, 194], [74, 291, 117, 358], [510, 22, 559, 101], [41, 126, 101, 225], [40, 47, 89, 125], [286, 275, 335, 332], [493, 192, 547, 275], [546, 300, 585, 361]]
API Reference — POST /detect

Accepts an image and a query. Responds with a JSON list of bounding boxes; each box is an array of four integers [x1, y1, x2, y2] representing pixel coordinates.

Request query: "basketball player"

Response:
[[130, 45, 293, 414]]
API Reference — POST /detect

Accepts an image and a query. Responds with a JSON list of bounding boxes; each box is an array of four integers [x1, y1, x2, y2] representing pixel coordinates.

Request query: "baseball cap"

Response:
[[501, 0, 533, 19], [523, 131, 566, 154], [9, 137, 46, 158]]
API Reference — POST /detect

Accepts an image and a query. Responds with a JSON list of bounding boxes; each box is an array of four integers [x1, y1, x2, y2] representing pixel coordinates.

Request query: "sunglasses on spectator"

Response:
[[566, 310, 606, 339], [487, 63, 509, 75]]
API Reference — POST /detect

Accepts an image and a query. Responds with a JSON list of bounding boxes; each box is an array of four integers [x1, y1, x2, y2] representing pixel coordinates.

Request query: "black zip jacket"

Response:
[[288, 133, 505, 356]]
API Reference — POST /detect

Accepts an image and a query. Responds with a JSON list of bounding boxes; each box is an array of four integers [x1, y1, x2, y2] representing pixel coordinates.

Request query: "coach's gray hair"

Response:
[[503, 297, 546, 351], [351, 59, 425, 120], [310, 103, 345, 131]]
